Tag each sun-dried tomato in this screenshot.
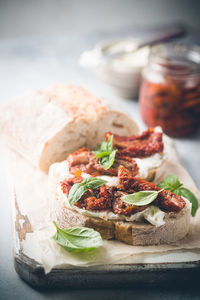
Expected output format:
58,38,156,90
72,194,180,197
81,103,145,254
106,128,163,157
75,185,112,211
118,168,186,213
67,147,138,177
61,176,83,195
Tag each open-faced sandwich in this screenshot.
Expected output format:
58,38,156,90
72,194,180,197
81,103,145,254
49,129,191,246
0,84,196,247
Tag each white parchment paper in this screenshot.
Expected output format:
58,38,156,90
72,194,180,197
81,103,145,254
5,137,200,274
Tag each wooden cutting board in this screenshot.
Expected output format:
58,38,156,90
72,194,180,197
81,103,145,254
13,191,200,289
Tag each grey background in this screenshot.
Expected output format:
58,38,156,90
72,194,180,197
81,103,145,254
0,0,200,39
0,1,200,299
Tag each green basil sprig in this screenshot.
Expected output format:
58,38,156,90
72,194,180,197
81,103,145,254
122,189,163,206
94,135,117,170
68,177,107,206
52,222,103,253
158,174,199,216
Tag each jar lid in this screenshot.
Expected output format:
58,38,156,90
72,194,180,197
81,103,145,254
149,43,200,76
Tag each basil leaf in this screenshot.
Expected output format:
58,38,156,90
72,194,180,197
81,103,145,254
93,148,101,156
85,177,107,189
94,139,110,155
106,134,113,153
158,174,183,192
172,188,181,195
179,188,199,217
52,222,103,253
93,135,117,170
94,151,110,158
122,189,163,206
68,177,107,206
68,182,88,207
100,150,118,170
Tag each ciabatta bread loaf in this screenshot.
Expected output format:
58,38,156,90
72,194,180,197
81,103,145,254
0,85,138,173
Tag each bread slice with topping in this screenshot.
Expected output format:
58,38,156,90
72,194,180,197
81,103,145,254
49,161,191,246
53,193,191,246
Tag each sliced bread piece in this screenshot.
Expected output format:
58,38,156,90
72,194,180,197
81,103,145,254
53,195,191,246
49,157,191,246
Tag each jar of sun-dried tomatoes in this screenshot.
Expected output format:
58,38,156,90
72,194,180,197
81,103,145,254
139,44,200,137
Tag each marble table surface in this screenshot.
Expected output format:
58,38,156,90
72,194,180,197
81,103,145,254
0,29,199,299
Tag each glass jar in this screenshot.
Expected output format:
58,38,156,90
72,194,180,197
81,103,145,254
139,44,200,137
